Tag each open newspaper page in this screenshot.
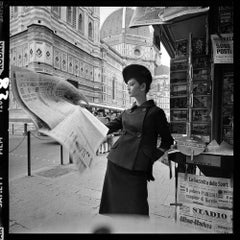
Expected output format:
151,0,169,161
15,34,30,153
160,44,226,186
40,107,108,173
10,66,109,172
11,67,48,129
11,66,83,129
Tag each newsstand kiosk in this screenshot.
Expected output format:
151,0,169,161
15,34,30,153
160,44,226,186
130,6,234,233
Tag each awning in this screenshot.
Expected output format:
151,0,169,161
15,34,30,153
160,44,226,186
129,7,209,28
129,7,210,58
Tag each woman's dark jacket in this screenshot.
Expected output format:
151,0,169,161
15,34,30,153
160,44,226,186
105,100,174,174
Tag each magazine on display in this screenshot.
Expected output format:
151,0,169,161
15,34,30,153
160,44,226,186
10,66,109,173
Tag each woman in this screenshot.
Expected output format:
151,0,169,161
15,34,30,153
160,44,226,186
99,64,174,216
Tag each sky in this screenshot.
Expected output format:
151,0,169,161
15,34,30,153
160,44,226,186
99,7,170,67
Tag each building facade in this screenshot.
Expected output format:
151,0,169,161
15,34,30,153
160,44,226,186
9,6,103,110
9,6,170,116
100,41,126,108
100,7,162,107
150,74,170,121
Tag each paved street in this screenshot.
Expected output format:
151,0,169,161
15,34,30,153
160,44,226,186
8,125,203,234
9,152,201,234
9,133,64,180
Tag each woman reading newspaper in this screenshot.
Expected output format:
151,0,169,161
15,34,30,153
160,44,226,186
99,64,174,216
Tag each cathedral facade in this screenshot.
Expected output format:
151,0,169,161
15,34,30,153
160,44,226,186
9,6,168,115
100,7,162,107
10,6,103,110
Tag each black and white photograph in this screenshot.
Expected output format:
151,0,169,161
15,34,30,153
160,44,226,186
0,1,235,238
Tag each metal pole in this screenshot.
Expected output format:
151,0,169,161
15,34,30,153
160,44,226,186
174,163,178,222
27,131,31,176
24,123,28,135
12,123,14,135
60,145,63,165
188,32,193,138
69,156,73,164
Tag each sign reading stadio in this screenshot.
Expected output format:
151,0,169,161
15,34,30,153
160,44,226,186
192,206,228,221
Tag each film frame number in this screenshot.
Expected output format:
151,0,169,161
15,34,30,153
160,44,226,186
0,77,9,100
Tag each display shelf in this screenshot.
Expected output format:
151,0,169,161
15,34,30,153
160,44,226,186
170,109,188,122
170,34,211,137
193,70,210,81
192,55,210,69
170,122,187,134
192,94,211,97
170,59,188,72
192,120,211,124
170,97,188,109
170,69,188,73
192,67,209,71
192,108,211,121
191,46,211,140
192,123,211,136
192,37,206,56
193,96,211,108
171,120,187,123
171,81,188,85
218,6,233,33
193,81,211,95
170,89,188,97
170,72,188,84
171,94,188,99
174,39,188,58
170,108,188,110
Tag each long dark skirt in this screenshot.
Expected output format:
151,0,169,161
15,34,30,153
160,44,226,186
99,160,149,216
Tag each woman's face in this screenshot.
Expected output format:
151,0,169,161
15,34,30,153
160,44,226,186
127,78,146,97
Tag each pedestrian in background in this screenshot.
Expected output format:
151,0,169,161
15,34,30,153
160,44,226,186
99,64,174,216
97,109,109,154
105,116,113,152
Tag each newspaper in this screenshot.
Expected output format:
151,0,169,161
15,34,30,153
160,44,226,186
178,173,233,209
10,66,109,173
177,203,232,233
211,33,233,64
177,172,233,233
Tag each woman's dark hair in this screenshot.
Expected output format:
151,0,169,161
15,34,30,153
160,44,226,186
122,64,152,93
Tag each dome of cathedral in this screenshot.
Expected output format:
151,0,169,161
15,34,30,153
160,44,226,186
100,7,151,40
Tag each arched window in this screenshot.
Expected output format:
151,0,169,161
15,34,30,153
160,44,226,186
88,22,93,39
78,13,83,32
